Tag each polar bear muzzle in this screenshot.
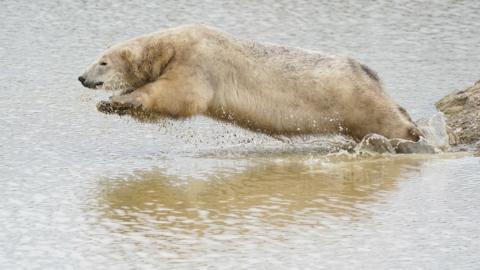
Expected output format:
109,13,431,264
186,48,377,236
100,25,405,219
78,76,103,88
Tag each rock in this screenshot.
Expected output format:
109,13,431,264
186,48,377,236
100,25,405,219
390,138,436,154
355,134,437,155
355,133,395,154
436,81,480,146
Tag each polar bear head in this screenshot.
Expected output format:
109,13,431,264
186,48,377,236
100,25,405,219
78,45,132,91
78,39,174,91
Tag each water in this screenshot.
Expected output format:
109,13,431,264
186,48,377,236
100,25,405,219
1,0,480,269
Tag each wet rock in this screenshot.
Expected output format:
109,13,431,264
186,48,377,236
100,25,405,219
436,81,480,146
355,134,395,154
390,138,436,154
355,134,437,154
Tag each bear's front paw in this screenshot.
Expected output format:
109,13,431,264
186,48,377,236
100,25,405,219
96,100,136,115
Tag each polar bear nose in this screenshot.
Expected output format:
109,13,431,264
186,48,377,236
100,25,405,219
78,76,86,84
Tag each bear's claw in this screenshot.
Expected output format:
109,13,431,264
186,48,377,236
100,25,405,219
96,100,137,115
96,100,163,122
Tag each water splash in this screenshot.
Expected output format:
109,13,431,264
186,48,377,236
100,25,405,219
416,112,450,151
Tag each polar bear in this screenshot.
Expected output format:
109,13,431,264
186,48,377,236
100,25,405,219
78,24,422,141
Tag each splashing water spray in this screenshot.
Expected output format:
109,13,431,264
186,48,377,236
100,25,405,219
416,112,451,151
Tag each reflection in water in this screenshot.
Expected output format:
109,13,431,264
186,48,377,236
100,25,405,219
98,155,425,235
91,154,479,269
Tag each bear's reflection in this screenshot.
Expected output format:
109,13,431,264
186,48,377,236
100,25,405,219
97,155,426,234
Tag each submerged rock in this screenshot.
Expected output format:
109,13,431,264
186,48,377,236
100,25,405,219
436,81,480,147
390,138,436,154
355,134,436,154
355,134,395,154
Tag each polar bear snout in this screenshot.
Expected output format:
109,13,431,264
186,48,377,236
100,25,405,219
78,75,92,88
78,75,104,89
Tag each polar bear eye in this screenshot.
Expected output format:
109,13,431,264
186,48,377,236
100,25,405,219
100,62,107,66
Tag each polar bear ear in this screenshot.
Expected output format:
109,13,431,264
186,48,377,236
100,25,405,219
119,47,145,82
120,48,136,65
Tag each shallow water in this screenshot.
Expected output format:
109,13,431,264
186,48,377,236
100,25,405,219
1,0,480,269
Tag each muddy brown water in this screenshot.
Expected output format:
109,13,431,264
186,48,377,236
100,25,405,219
1,1,480,269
